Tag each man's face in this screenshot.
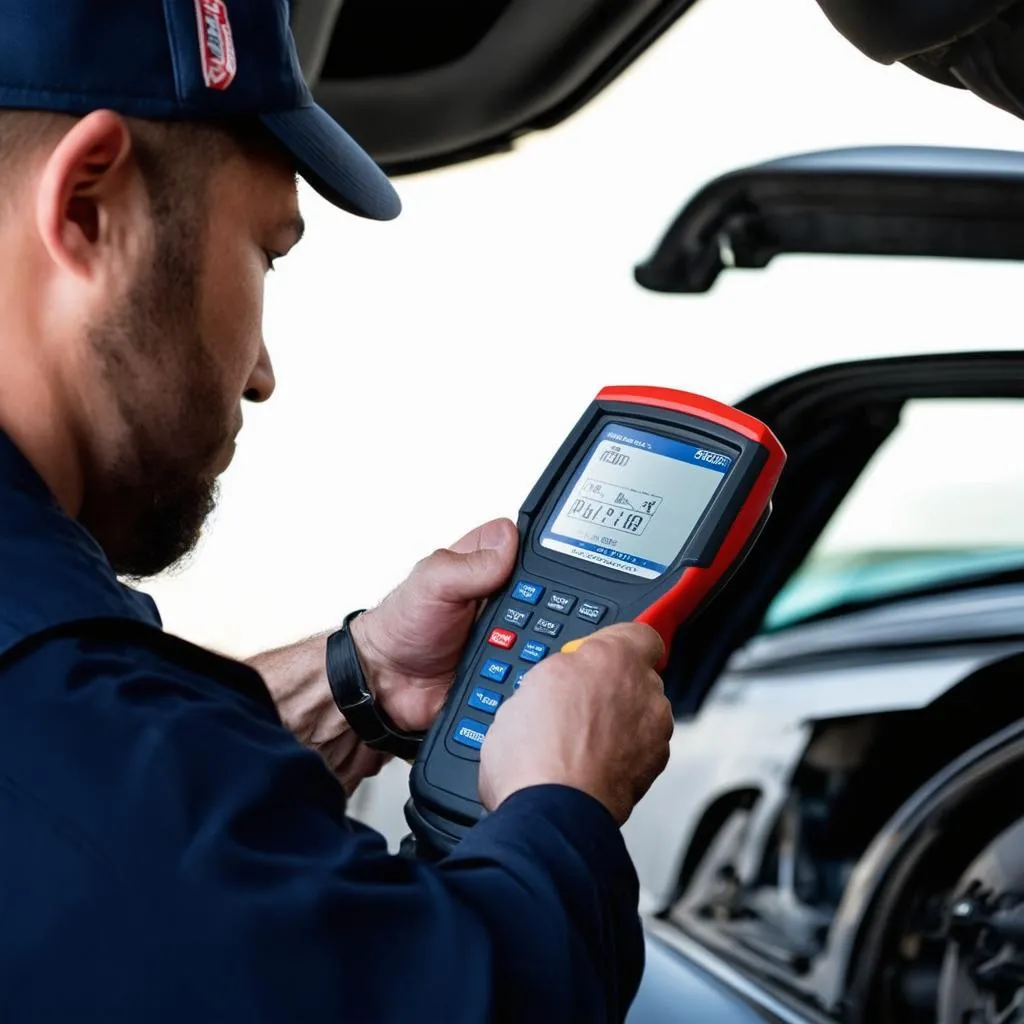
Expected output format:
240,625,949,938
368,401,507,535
79,138,302,578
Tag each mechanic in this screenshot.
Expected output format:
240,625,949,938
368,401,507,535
0,2,674,1022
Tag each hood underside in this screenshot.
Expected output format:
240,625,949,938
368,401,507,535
290,0,704,175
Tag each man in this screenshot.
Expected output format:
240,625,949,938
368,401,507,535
0,2,674,1022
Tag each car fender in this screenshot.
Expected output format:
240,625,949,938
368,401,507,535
627,648,1008,910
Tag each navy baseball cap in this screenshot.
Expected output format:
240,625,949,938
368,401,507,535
0,0,401,220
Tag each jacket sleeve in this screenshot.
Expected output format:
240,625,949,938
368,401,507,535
101,677,646,1024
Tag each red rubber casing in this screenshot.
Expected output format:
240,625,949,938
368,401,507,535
596,386,786,667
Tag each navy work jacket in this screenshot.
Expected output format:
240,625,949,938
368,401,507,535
0,431,644,1022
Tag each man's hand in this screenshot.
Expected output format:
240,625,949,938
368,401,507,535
479,622,674,825
250,518,518,793
349,517,519,733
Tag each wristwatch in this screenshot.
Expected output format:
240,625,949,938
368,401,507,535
325,610,423,761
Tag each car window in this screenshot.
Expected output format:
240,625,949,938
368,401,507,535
762,399,1024,632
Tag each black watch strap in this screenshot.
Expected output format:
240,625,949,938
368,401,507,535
325,610,423,761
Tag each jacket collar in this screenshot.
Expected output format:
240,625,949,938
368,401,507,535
0,430,161,658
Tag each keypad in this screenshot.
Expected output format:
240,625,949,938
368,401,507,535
453,718,489,750
521,639,549,663
511,580,544,605
577,601,608,625
533,617,562,638
546,592,576,615
456,583,619,749
503,607,531,628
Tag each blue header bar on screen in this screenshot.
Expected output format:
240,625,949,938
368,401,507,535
600,425,732,472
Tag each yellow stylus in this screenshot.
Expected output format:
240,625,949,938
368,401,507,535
560,637,590,655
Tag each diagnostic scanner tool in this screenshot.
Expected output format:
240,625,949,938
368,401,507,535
406,386,786,856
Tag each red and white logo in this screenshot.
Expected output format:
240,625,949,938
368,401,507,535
194,0,237,91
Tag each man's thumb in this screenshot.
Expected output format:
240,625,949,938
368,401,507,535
425,518,519,602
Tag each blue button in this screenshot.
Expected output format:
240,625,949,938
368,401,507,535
512,669,528,691
521,640,549,663
480,658,511,684
503,606,532,628
511,580,545,605
468,687,503,715
453,718,490,750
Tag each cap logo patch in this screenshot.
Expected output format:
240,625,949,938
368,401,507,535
194,0,237,91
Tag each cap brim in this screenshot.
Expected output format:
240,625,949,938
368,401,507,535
261,104,401,221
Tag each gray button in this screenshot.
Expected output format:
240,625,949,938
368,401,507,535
503,607,532,628
577,601,607,624
533,617,563,638
546,592,577,615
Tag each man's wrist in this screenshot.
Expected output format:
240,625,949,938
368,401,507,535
247,633,350,748
327,611,423,759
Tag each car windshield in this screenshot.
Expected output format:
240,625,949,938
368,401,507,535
762,399,1024,632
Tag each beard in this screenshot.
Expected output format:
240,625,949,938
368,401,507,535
78,216,235,580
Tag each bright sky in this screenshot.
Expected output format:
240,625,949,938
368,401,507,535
141,0,1024,657
816,400,1024,551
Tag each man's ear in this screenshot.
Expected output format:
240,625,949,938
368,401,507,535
35,110,137,279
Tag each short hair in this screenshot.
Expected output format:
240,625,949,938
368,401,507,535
0,110,283,222
0,109,73,179
128,116,283,217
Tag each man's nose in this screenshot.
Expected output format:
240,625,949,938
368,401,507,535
244,341,276,403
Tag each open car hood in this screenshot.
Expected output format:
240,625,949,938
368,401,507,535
290,0,704,174
636,146,1024,292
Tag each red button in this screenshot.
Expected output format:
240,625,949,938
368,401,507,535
488,627,517,650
